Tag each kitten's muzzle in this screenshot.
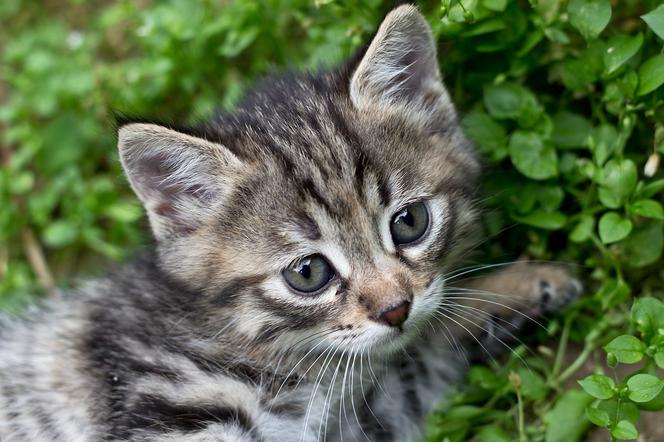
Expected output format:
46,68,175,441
372,300,410,327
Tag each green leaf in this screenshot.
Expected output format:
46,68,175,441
642,4,664,40
637,54,664,96
639,179,664,198
631,297,664,337
476,425,511,442
578,374,616,400
570,215,594,243
567,0,612,40
603,335,645,364
42,220,78,248
611,420,638,440
513,211,567,230
589,124,617,165
538,185,565,211
482,0,508,12
630,199,664,220
518,368,548,400
445,405,486,420
597,159,637,208
604,33,643,76
484,83,539,121
462,111,508,160
623,222,664,267
105,201,144,223
596,278,630,310
655,352,664,369
626,374,664,403
598,399,640,426
562,57,598,91
462,18,508,38
509,131,558,180
468,366,503,390
9,171,34,194
598,212,632,244
544,27,570,44
551,111,592,148
585,406,610,427
544,389,593,442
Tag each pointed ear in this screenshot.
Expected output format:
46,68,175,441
350,5,451,122
118,123,243,240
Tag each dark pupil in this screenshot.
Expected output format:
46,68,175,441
300,263,311,279
399,209,414,227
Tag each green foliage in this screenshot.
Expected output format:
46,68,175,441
1,0,663,440
578,297,664,441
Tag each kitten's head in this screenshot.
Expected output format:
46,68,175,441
118,5,480,357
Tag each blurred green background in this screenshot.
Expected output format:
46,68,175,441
1,1,663,440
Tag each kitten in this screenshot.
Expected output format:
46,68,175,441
0,5,580,442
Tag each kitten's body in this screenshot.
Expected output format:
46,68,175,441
0,6,579,441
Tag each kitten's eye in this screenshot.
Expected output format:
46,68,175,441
390,201,430,245
282,255,334,294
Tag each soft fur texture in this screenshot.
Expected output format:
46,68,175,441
0,5,580,441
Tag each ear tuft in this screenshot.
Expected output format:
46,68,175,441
350,5,452,124
118,123,243,240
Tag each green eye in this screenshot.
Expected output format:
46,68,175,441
390,201,430,245
282,255,334,294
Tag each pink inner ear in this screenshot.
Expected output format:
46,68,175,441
136,152,217,204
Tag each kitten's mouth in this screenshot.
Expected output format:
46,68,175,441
365,320,420,354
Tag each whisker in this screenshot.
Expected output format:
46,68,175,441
349,350,371,441
300,343,339,442
441,295,546,330
433,311,497,366
319,348,345,441
271,330,336,406
358,343,384,430
438,303,531,370
444,301,534,345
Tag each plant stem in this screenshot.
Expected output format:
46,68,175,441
552,312,576,378
516,387,526,442
558,344,594,383
21,228,55,294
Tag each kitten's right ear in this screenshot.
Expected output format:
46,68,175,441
118,123,244,241
350,5,453,126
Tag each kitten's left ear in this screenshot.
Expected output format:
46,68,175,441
350,5,452,121
118,123,244,241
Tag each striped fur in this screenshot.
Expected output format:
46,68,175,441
0,5,580,441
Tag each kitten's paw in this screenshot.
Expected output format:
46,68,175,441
525,263,583,315
470,262,582,357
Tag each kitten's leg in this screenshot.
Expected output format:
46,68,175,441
446,260,582,361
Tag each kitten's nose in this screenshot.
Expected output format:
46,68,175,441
375,301,410,327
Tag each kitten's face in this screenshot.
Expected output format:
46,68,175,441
118,6,480,357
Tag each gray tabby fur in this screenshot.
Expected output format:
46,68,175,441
0,5,580,441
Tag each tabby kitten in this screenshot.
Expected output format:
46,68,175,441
0,5,580,442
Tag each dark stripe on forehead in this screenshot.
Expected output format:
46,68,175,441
293,209,322,241
298,177,338,218
325,97,361,149
354,152,368,200
377,174,392,207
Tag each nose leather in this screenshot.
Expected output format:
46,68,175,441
375,301,410,327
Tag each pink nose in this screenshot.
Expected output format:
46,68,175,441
375,301,410,327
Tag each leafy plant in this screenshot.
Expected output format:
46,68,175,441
1,0,663,441
579,297,664,441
